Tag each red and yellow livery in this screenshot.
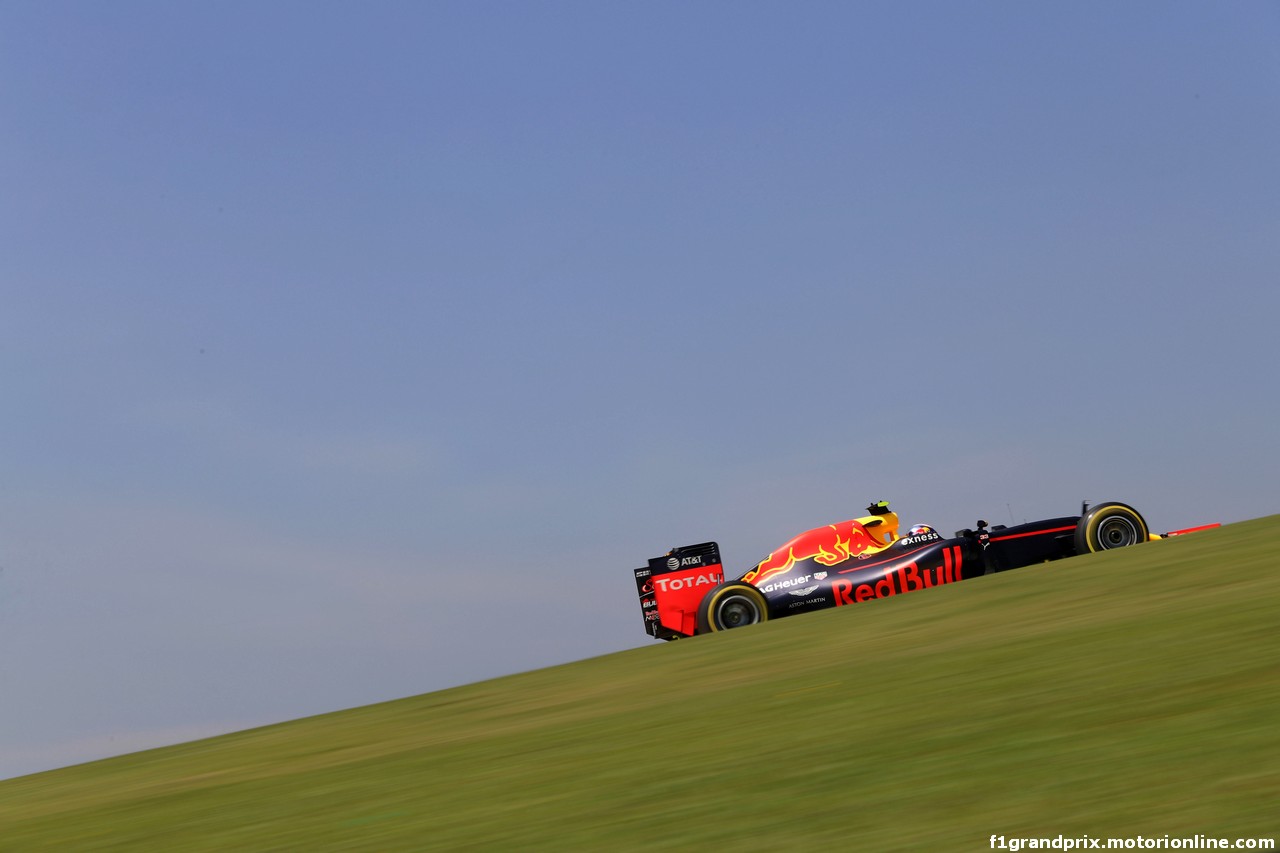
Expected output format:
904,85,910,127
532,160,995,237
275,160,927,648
633,500,1218,640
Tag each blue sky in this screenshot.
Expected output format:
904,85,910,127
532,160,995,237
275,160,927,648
2,1,1278,779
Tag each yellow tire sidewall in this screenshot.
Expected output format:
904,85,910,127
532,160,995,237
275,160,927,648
1085,505,1148,552
704,584,768,631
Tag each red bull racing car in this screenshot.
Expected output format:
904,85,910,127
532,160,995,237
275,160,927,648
632,501,1219,640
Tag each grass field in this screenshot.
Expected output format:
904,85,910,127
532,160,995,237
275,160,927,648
2,516,1276,851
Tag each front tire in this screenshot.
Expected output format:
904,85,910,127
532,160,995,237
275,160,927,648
696,582,769,634
1075,502,1149,554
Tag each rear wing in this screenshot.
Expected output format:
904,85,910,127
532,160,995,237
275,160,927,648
633,541,725,640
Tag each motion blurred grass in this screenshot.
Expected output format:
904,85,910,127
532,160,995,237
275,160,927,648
2,516,1276,851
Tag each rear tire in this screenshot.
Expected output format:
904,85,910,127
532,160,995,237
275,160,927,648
696,582,769,634
1075,502,1149,554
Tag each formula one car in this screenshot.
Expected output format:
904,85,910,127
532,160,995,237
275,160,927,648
632,500,1219,640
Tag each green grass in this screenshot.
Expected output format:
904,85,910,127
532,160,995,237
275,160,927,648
2,516,1276,851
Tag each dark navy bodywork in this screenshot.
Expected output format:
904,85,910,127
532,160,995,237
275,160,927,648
633,503,1155,640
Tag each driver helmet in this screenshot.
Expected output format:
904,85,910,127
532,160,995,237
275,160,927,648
907,523,937,537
